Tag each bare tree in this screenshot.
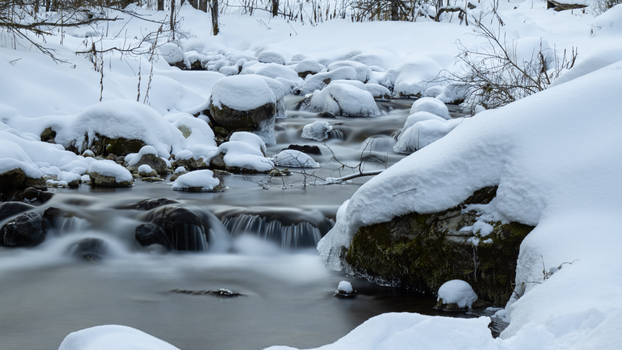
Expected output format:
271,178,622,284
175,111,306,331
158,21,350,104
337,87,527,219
157,0,164,11
210,0,219,35
271,0,279,16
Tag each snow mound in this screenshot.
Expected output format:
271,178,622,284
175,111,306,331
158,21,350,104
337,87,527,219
591,4,622,36
230,131,267,154
166,112,218,162
301,120,333,142
308,82,379,117
394,118,463,154
58,325,179,350
257,51,287,65
302,67,358,94
210,75,276,111
54,101,184,157
328,60,371,82
394,59,442,97
295,60,325,75
264,313,496,350
409,97,450,119
402,111,446,131
137,164,155,176
437,280,478,308
337,280,353,294
172,170,220,192
88,159,133,183
218,132,273,172
158,42,184,65
273,150,320,168
333,80,390,98
254,63,302,84
124,146,158,166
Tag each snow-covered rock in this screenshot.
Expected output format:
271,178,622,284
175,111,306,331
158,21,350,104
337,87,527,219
158,42,184,66
409,97,450,119
393,59,442,97
257,51,286,65
308,82,379,117
137,164,156,177
328,60,371,82
332,80,390,98
255,63,302,85
294,60,325,77
301,121,333,142
88,160,133,187
58,325,179,350
273,150,319,169
172,170,220,192
402,111,446,131
301,67,358,94
394,118,463,154
437,280,478,309
215,132,273,173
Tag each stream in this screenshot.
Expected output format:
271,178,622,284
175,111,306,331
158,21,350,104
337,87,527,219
0,100,481,350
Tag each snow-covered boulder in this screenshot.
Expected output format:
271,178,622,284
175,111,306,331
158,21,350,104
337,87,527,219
437,280,478,310
301,120,333,142
307,82,379,117
335,280,355,297
394,59,442,97
257,51,286,65
158,42,184,68
54,100,184,157
212,132,273,173
402,111,446,131
273,150,319,169
295,60,325,78
137,164,157,177
332,80,391,98
58,325,179,350
88,160,133,188
172,170,220,192
394,118,463,154
209,75,277,138
125,146,170,176
328,60,372,82
166,113,219,165
255,63,302,85
409,97,450,119
301,66,358,94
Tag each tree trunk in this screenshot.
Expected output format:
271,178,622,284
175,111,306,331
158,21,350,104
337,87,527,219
210,0,219,35
390,0,399,21
271,0,279,16
200,0,208,12
170,0,176,39
157,0,164,11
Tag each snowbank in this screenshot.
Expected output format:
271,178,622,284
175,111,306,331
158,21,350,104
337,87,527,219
402,111,446,131
172,170,220,192
437,280,478,309
58,325,179,350
393,59,442,97
393,118,463,154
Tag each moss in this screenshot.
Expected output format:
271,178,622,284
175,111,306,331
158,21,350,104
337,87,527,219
345,187,534,306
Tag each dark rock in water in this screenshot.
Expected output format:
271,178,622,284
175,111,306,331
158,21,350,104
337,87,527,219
172,157,208,172
344,186,534,305
118,198,178,211
136,206,214,251
209,100,275,136
170,288,243,298
0,168,46,202
42,207,80,230
89,172,133,188
66,238,108,262
12,187,53,205
286,144,322,155
0,202,35,221
0,211,46,247
317,112,336,119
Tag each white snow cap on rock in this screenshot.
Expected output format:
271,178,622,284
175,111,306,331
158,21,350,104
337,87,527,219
172,170,220,192
88,159,133,183
137,164,155,176
402,111,446,131
124,145,159,166
394,118,463,154
337,280,353,294
309,82,379,117
273,150,319,169
394,58,442,97
210,75,276,111
302,67,358,94
437,280,478,308
409,97,450,119
257,51,287,65
218,132,273,172
295,60,325,74
58,325,179,350
301,120,333,142
158,42,184,65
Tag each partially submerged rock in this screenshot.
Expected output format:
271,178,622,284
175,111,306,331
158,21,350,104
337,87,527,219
0,211,46,247
0,168,46,201
344,187,533,305
88,160,133,188
66,237,108,262
0,202,35,221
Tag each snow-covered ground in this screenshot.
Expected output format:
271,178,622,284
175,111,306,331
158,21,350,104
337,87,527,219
2,0,622,349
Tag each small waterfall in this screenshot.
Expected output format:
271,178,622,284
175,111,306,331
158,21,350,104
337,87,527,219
168,224,209,252
54,216,90,233
222,214,323,249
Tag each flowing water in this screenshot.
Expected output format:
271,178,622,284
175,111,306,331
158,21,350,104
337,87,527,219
0,102,481,350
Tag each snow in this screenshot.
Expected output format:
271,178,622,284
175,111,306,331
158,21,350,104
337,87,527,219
253,63,302,86
409,97,450,119
308,82,379,117
393,59,443,97
58,325,179,350
328,60,371,82
332,80,391,98
317,61,622,349
273,150,320,169
402,111,446,131
257,51,287,65
302,67,358,94
295,60,325,74
137,164,154,176
218,132,273,172
158,42,184,65
591,4,622,36
229,131,267,154
172,170,220,192
437,280,478,309
210,75,276,111
88,160,133,183
337,281,353,294
393,118,464,154
301,121,333,142
124,146,159,166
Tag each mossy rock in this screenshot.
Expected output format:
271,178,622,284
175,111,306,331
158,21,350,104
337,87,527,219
90,134,145,157
40,127,57,143
89,172,132,188
0,168,46,201
345,186,533,305
209,101,275,135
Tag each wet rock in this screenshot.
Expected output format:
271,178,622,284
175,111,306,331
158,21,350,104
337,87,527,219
117,198,178,211
12,187,54,205
286,145,322,155
0,202,35,221
66,238,108,262
89,172,132,188
130,154,170,177
0,168,46,202
0,211,46,247
42,207,78,228
335,281,356,298
209,103,276,136
170,288,243,298
136,206,214,251
69,133,145,157
40,127,56,143
344,186,534,305
171,157,208,172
